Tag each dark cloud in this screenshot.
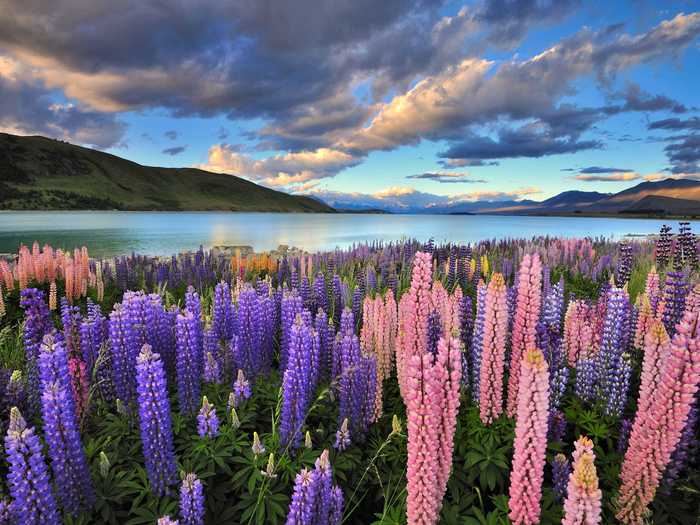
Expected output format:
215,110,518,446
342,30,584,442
578,166,634,173
439,122,602,161
604,83,687,114
649,117,700,131
164,130,179,140
477,0,581,47
162,145,187,156
664,134,700,173
406,172,488,183
0,71,125,148
217,127,229,140
438,158,499,168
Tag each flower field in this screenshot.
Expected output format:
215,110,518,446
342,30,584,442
0,226,699,525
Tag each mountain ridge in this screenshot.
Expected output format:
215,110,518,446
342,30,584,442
0,133,334,212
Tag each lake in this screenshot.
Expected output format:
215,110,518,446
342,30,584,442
0,211,696,258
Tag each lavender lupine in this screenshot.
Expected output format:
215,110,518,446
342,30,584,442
655,224,673,267
336,324,377,446
180,473,205,525
618,418,633,455
79,299,107,374
233,285,274,379
281,291,304,371
4,408,61,525
284,450,343,525
575,356,598,403
197,396,220,438
135,345,177,497
470,280,487,401
20,288,53,417
176,310,203,415
662,271,688,335
0,499,9,525
315,309,335,380
595,287,632,417
552,454,572,503
38,335,95,514
212,281,235,341
280,314,319,450
662,395,699,492
313,272,328,315
232,369,252,406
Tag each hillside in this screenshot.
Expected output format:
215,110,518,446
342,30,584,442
0,133,334,212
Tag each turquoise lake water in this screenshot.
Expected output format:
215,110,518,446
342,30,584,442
0,211,696,258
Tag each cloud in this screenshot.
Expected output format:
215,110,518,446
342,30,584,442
578,166,634,173
574,172,640,182
217,127,229,140
164,130,179,140
438,158,499,167
663,134,700,174
162,145,187,156
0,56,126,148
200,144,361,187
406,171,488,183
648,117,700,131
604,83,687,114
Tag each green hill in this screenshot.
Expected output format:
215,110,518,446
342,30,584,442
0,133,334,212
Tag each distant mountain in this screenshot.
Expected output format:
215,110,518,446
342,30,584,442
0,133,334,212
619,194,700,216
586,178,700,212
539,190,610,209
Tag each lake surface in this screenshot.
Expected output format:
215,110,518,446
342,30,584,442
0,211,696,258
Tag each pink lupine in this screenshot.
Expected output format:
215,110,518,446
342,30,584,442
635,320,670,418
405,335,462,525
564,301,594,366
617,309,700,524
683,283,700,315
479,273,509,425
397,252,433,399
562,436,602,525
644,267,661,315
507,253,542,418
508,348,549,525
632,294,653,350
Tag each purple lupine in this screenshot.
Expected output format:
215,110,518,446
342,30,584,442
281,291,304,371
470,280,486,401
232,369,252,405
4,407,61,525
352,286,362,326
0,498,9,524
79,299,107,374
315,309,335,381
656,224,673,267
232,285,273,379
20,288,53,418
285,450,344,525
595,287,632,417
574,357,597,403
332,274,343,323
203,350,222,384
180,473,205,525
158,516,180,525
176,310,203,415
334,418,351,451
280,314,319,450
616,242,633,285
197,396,219,438
551,453,571,503
662,270,688,335
547,409,567,443
300,276,313,311
313,273,328,315
212,281,235,341
38,335,95,514
336,327,376,446
147,295,177,374
366,265,377,293
135,344,177,497
617,418,633,455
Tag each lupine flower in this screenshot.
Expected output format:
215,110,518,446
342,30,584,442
470,280,486,401
99,451,111,478
563,301,595,366
176,310,203,415
197,396,219,438
38,335,95,514
4,407,61,525
405,336,462,525
595,287,632,417
507,253,542,418
334,418,351,451
280,314,319,450
655,224,673,267
180,473,205,525
0,498,9,525
232,285,275,379
203,350,222,384
233,369,252,405
261,452,278,479
479,273,508,424
574,356,597,403
508,348,549,525
551,454,572,503
158,516,180,525
281,291,304,371
661,270,688,336
135,345,177,497
662,395,699,492
230,407,241,430
617,309,700,524
212,281,235,341
548,409,567,443
252,431,266,455
284,450,343,525
562,436,602,525
304,431,313,449
20,288,53,418
617,419,632,455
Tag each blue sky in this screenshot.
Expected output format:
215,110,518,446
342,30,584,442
1,1,699,210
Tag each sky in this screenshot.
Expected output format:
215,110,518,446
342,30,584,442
1,0,699,211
